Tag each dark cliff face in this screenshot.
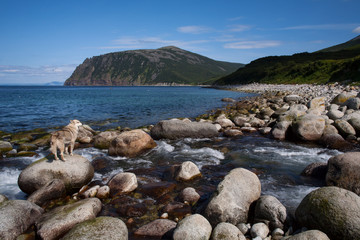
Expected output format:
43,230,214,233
64,46,243,86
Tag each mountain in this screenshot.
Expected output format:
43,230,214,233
64,46,243,86
44,81,64,86
214,35,360,85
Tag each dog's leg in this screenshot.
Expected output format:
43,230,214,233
59,144,66,161
69,141,75,156
50,140,59,160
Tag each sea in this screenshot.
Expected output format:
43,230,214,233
0,86,341,215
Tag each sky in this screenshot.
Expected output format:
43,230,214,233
1,0,360,85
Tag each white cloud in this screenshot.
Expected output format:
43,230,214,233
227,24,251,32
0,65,76,77
353,26,360,33
224,41,281,49
177,25,212,34
281,23,359,31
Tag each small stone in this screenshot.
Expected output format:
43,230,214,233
175,161,201,181
178,187,200,205
108,172,138,196
250,222,270,239
236,223,250,235
96,185,110,199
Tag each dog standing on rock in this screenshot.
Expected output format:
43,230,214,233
50,119,82,161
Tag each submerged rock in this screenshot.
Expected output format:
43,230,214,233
134,219,176,238
18,154,94,195
178,187,200,205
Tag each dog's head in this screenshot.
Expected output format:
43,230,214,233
70,119,82,127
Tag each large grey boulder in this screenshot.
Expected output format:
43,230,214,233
326,152,360,195
0,200,44,240
27,179,66,206
204,168,261,226
18,154,94,194
287,230,330,240
61,216,128,240
134,219,176,238
292,114,325,141
150,120,219,140
254,195,287,230
108,129,157,158
36,198,102,240
295,186,360,240
93,131,119,149
348,117,360,134
173,214,212,240
211,222,246,240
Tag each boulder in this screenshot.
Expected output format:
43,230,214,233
250,222,270,239
138,181,176,199
93,131,119,149
295,186,360,240
0,200,44,240
175,161,201,181
211,222,246,240
287,230,330,240
204,168,261,226
301,162,328,180
326,152,360,195
254,195,287,230
108,172,138,196
271,121,291,140
216,118,235,128
108,129,156,158
173,214,212,240
284,95,301,103
332,92,357,105
77,125,95,144
18,154,94,195
344,97,360,110
134,219,177,238
178,187,200,204
0,140,12,153
18,143,37,152
292,114,325,141
334,119,356,136
27,179,66,206
348,117,360,134
150,120,219,140
249,117,265,128
327,109,344,120
308,97,326,112
320,133,353,151
61,216,128,240
36,198,102,240
233,116,249,127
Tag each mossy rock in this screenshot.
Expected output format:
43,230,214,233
18,143,38,152
0,140,13,153
16,151,38,157
30,134,51,147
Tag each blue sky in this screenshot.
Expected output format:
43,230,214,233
1,0,360,84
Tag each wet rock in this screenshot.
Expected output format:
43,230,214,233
61,216,128,240
292,114,325,141
301,162,327,180
332,92,357,105
96,185,110,199
326,152,360,194
139,181,176,199
108,172,138,196
320,133,353,151
308,97,326,112
109,129,156,158
179,187,200,204
204,168,261,226
344,97,360,110
216,118,235,128
334,119,356,136
240,126,257,132
287,230,330,240
18,154,94,195
0,200,44,240
259,107,275,119
224,128,243,137
77,125,95,144
249,117,265,127
250,222,270,239
211,222,246,240
150,119,219,140
295,186,360,240
80,185,100,198
134,219,177,238
173,214,212,240
348,117,360,134
93,131,119,149
254,195,287,230
162,201,192,219
27,179,66,206
0,140,12,153
36,198,102,240
259,127,272,135
18,143,37,152
176,161,201,181
327,109,344,120
271,121,291,140
233,116,249,127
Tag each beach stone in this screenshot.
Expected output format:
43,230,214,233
250,222,270,239
323,124,338,135
292,114,325,141
216,118,235,128
286,230,330,240
233,116,249,127
211,222,246,240
93,131,119,149
332,92,357,104
334,119,356,136
150,119,219,140
0,140,12,153
224,128,243,137
173,214,212,240
108,129,157,158
327,109,344,120
301,162,327,180
259,107,275,119
61,216,128,240
308,96,326,112
134,219,177,238
254,195,287,230
326,152,360,194
18,154,94,195
96,185,110,199
36,198,102,240
284,94,301,103
179,187,200,204
259,127,272,135
27,179,66,206
249,117,265,127
108,172,138,196
272,228,284,239
295,186,360,240
77,125,95,143
204,168,261,226
344,97,360,110
176,161,201,181
271,121,291,140
348,117,360,134
0,200,44,240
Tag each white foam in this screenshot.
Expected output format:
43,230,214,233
0,168,24,199
155,141,175,152
74,147,107,162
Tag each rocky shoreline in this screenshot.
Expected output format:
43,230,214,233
1,83,360,240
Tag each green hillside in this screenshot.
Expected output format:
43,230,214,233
214,35,360,85
64,46,243,86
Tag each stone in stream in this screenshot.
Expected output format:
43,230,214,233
292,114,325,141
93,131,120,149
134,219,177,239
254,195,287,231
27,179,66,206
107,172,138,196
173,214,212,240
